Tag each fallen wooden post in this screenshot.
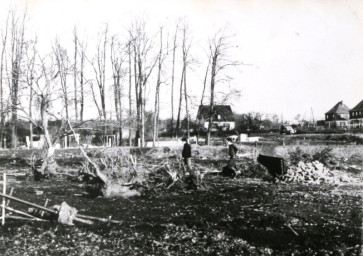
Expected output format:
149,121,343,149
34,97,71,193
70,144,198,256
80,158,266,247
76,213,122,224
0,193,57,214
6,215,43,221
6,187,14,207
5,205,47,222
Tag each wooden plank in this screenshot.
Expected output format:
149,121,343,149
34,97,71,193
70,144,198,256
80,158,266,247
0,193,120,224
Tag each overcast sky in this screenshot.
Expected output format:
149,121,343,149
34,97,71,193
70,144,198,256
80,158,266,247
1,0,362,122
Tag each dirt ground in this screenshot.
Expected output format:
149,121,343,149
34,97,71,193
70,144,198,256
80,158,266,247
0,140,362,255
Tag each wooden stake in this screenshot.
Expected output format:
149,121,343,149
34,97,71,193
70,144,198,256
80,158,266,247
41,199,49,217
2,172,6,225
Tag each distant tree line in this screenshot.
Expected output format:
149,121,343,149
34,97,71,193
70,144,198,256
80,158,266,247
0,9,242,149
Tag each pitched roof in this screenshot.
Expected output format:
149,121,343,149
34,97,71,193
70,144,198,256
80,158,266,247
197,105,235,122
325,101,350,115
350,100,363,112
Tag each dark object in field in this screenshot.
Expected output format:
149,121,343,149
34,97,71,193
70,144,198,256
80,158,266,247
222,166,236,177
257,154,286,177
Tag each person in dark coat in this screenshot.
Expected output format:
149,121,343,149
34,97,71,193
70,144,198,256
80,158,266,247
181,137,198,188
223,137,239,177
182,137,192,171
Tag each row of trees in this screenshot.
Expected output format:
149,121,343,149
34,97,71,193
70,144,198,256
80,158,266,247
0,9,240,149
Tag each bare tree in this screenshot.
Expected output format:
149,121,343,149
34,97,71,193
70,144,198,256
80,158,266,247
176,21,192,138
53,38,71,120
129,19,157,147
76,35,87,122
206,30,239,145
0,12,10,148
170,23,178,137
9,10,26,148
181,24,192,138
90,25,108,121
73,27,78,121
152,27,168,146
24,37,37,148
127,39,133,146
110,35,126,146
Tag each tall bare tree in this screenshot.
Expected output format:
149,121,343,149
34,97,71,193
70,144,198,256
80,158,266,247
90,25,108,121
206,30,239,145
0,12,10,148
181,24,192,138
170,23,178,137
73,27,78,121
129,19,157,147
24,37,37,148
53,38,71,120
76,35,87,122
152,27,168,146
176,21,191,138
110,35,126,146
9,10,26,148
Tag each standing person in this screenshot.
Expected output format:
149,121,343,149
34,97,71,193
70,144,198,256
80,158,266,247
181,137,192,171
181,137,198,188
223,137,239,177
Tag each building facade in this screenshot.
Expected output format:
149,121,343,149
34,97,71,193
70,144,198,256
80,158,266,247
196,105,235,131
324,101,350,128
349,100,363,128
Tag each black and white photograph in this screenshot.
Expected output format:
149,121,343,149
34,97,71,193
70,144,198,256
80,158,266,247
0,0,362,255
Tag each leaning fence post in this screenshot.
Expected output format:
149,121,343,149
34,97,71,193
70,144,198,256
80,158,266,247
2,172,6,225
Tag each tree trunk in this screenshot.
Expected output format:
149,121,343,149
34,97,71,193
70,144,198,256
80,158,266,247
183,66,190,138
170,27,178,138
0,15,8,149
128,43,133,146
176,67,184,138
36,100,59,179
74,28,78,121
79,46,85,122
206,55,217,146
153,29,163,147
29,85,33,148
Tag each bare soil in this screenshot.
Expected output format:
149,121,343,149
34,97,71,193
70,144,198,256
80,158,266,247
0,143,361,255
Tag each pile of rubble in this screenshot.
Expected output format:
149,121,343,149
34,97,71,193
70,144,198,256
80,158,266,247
281,161,355,184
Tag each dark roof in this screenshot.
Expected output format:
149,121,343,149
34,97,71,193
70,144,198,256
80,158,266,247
325,101,350,115
197,105,235,122
350,100,363,112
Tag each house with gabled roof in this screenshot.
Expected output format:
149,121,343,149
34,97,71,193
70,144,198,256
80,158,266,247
196,105,235,131
325,101,350,128
349,99,363,128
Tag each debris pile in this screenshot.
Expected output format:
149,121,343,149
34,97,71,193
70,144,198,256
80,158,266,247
281,161,355,184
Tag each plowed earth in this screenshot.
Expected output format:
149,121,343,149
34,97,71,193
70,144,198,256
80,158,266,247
0,146,361,255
